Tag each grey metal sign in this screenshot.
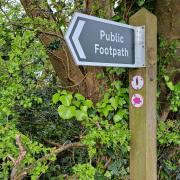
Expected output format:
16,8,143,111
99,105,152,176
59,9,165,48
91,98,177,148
65,13,145,67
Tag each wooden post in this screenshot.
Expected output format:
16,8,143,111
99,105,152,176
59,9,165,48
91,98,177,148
129,8,157,180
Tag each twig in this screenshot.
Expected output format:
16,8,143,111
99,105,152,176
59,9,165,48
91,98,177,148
7,155,16,165
62,45,87,91
48,46,88,89
44,139,62,147
95,121,101,129
104,157,111,169
37,142,85,165
160,103,170,121
157,165,162,180
58,73,88,89
15,135,26,164
10,135,27,180
62,46,76,84
14,172,27,180
123,0,127,20
125,0,136,21
15,142,86,178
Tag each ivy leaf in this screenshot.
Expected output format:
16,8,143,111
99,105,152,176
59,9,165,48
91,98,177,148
80,106,88,112
109,96,119,110
167,82,174,91
113,81,122,90
59,94,73,106
101,105,113,117
113,110,127,123
58,105,76,119
75,93,85,101
60,90,68,95
73,100,81,107
52,93,60,104
104,171,112,178
164,75,169,82
84,100,93,108
137,0,145,6
174,83,180,91
113,114,122,123
108,159,122,176
75,110,88,121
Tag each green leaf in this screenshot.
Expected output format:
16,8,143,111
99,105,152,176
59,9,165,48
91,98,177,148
137,0,145,6
174,83,180,91
58,105,76,119
109,96,119,110
84,100,93,108
75,93,85,101
112,15,121,21
113,81,122,90
59,94,73,106
167,82,174,91
60,90,68,95
101,105,113,117
80,106,88,112
164,75,169,82
104,171,112,178
75,110,88,121
113,114,122,123
52,93,60,104
73,100,81,107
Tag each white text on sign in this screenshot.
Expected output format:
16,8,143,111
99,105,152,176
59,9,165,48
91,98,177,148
94,30,129,58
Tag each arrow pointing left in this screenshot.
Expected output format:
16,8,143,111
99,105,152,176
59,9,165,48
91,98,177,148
72,20,86,59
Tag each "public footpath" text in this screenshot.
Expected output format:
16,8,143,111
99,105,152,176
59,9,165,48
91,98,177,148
94,30,129,58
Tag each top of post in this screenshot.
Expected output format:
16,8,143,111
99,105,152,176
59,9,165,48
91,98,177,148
129,8,157,25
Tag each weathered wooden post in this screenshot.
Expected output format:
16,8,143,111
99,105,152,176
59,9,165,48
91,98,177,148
129,8,157,180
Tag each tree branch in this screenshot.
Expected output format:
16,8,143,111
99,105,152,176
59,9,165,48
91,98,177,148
20,0,86,91
19,0,111,102
44,139,62,147
10,135,27,180
15,141,86,178
160,103,170,121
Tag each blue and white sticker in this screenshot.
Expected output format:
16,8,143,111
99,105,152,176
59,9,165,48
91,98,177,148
131,75,144,90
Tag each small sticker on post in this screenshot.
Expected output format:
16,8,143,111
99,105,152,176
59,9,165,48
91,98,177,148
131,94,144,108
131,75,144,90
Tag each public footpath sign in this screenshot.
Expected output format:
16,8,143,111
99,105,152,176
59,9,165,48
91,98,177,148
65,13,145,67
65,9,157,180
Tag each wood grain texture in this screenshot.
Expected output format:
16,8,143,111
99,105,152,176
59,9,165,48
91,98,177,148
129,8,157,180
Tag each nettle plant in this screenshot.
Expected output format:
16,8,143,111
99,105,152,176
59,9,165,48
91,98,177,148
52,81,130,179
